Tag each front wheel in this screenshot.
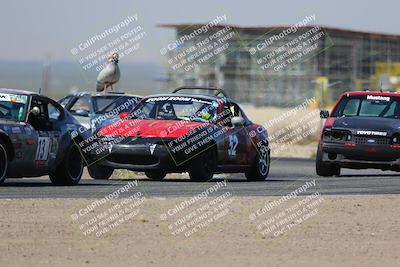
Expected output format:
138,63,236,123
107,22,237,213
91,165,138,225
145,171,166,181
50,144,83,185
0,140,8,185
316,145,340,176
245,143,270,181
88,165,114,180
188,147,216,182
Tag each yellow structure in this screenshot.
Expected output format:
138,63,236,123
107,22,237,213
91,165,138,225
310,76,329,109
371,62,400,91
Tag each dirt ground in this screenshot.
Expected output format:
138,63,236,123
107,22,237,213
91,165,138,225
1,196,399,267
244,105,321,158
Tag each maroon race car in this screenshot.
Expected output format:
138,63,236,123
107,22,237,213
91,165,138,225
87,87,270,182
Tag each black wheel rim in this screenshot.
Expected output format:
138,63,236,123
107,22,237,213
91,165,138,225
258,145,269,176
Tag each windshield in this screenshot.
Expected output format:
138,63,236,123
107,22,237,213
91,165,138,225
0,93,29,122
332,95,400,118
131,96,218,122
94,95,140,114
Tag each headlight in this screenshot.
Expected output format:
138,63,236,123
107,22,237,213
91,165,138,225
323,129,351,143
322,128,331,140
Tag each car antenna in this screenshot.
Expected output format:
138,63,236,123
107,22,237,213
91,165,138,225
38,87,42,94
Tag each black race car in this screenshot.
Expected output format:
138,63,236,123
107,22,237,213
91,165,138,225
0,88,87,185
317,91,400,176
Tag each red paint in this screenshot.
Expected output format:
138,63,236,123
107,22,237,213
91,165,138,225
364,147,377,153
341,91,400,97
345,143,356,147
98,119,208,138
26,139,34,145
320,117,337,138
324,117,336,128
119,112,129,119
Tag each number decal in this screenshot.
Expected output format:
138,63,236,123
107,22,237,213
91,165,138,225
228,134,238,156
35,137,50,161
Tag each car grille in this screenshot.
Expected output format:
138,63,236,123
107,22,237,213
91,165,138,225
354,136,389,145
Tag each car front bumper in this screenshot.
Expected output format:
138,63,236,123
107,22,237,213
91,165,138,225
90,138,187,172
321,142,400,170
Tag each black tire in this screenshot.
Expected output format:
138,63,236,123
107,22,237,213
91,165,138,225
245,143,270,181
49,144,83,185
0,140,8,185
316,145,340,176
88,165,114,180
145,171,166,181
188,147,216,182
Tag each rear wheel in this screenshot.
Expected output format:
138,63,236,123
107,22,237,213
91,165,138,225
145,171,166,181
0,140,8,185
245,143,270,181
316,145,340,176
88,165,114,180
188,147,216,182
49,144,83,185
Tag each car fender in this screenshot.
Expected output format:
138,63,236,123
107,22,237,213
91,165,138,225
0,130,14,161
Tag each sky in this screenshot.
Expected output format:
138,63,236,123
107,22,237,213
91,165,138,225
0,0,399,64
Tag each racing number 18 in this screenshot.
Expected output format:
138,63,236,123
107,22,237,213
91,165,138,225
36,137,50,161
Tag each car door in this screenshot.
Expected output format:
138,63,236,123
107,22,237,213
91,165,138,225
3,95,40,175
219,102,250,165
45,99,65,168
26,96,63,172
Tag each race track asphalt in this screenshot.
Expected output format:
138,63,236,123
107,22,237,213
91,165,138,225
1,157,400,199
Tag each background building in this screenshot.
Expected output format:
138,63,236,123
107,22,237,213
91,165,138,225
160,24,400,107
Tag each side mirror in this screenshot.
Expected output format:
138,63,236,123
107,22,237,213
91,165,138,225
320,110,329,119
30,106,40,116
119,112,129,120
231,116,245,127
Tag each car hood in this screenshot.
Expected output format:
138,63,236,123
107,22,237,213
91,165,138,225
98,119,208,138
332,116,400,136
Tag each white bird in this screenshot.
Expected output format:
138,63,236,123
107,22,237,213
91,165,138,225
96,52,120,92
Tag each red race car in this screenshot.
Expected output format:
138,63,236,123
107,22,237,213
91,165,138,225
88,87,270,181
